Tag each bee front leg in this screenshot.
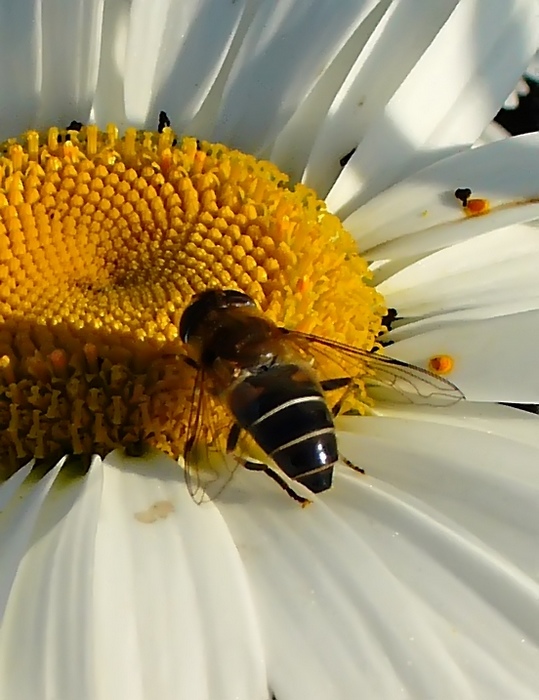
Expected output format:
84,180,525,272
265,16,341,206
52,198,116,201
241,459,311,507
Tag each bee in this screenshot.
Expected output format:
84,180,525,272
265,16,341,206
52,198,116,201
179,289,463,503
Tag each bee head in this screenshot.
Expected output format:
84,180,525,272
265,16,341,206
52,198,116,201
180,289,256,343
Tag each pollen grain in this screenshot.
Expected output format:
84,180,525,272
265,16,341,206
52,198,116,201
428,354,454,375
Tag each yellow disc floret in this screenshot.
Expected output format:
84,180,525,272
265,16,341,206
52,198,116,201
0,123,385,473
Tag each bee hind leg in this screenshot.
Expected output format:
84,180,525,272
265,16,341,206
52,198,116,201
242,459,311,506
339,454,365,475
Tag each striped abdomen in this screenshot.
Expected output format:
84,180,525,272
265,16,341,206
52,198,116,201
227,363,337,493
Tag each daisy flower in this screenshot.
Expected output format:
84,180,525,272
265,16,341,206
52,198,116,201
1,1,539,698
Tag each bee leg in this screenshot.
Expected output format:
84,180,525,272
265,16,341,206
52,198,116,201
183,356,199,370
226,422,241,453
340,454,365,475
242,460,311,506
320,377,351,392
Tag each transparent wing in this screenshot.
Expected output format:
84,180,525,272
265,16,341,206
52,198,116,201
182,362,242,503
279,328,464,407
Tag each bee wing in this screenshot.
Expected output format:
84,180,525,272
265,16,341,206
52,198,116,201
279,329,464,407
182,362,242,503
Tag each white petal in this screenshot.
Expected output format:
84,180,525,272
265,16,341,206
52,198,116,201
91,0,131,128
269,0,390,185
333,412,539,697
525,49,539,81
381,298,539,342
503,89,522,109
338,410,539,579
503,77,530,110
0,460,64,615
366,400,539,449
515,77,530,97
0,452,266,700
0,460,34,511
220,469,473,699
214,0,383,156
37,0,105,128
221,413,539,700
346,132,539,259
387,310,539,402
0,457,64,618
91,451,266,700
0,1,42,139
377,223,539,318
328,0,539,216
123,0,245,130
0,456,102,699
475,120,509,145
303,0,461,196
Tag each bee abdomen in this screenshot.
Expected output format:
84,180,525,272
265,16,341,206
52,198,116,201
229,365,338,493
247,394,333,456
269,428,337,493
252,404,337,493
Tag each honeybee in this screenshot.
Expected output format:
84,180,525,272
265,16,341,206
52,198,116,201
179,289,463,503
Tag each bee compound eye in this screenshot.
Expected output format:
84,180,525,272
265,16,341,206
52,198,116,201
179,291,217,343
179,301,199,343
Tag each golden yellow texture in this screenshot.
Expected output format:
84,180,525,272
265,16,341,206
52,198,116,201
0,124,385,473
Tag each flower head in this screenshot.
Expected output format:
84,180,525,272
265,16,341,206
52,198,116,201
1,1,539,698
0,123,384,469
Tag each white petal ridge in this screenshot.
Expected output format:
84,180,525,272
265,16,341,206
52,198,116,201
217,402,539,698
214,0,384,157
123,0,245,130
1,410,539,699
0,451,267,700
331,409,539,698
328,0,539,215
347,132,539,258
0,2,42,140
37,0,106,128
388,310,539,403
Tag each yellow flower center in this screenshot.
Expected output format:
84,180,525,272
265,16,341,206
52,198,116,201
0,123,385,475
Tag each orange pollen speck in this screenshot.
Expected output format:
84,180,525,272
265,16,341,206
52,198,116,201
0,123,386,475
428,354,454,375
465,198,490,216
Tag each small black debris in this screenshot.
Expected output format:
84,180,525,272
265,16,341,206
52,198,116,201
454,187,472,206
66,120,83,131
381,307,398,332
124,440,148,458
158,110,171,133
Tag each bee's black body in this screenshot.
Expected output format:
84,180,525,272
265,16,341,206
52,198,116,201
180,289,337,493
228,362,336,492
